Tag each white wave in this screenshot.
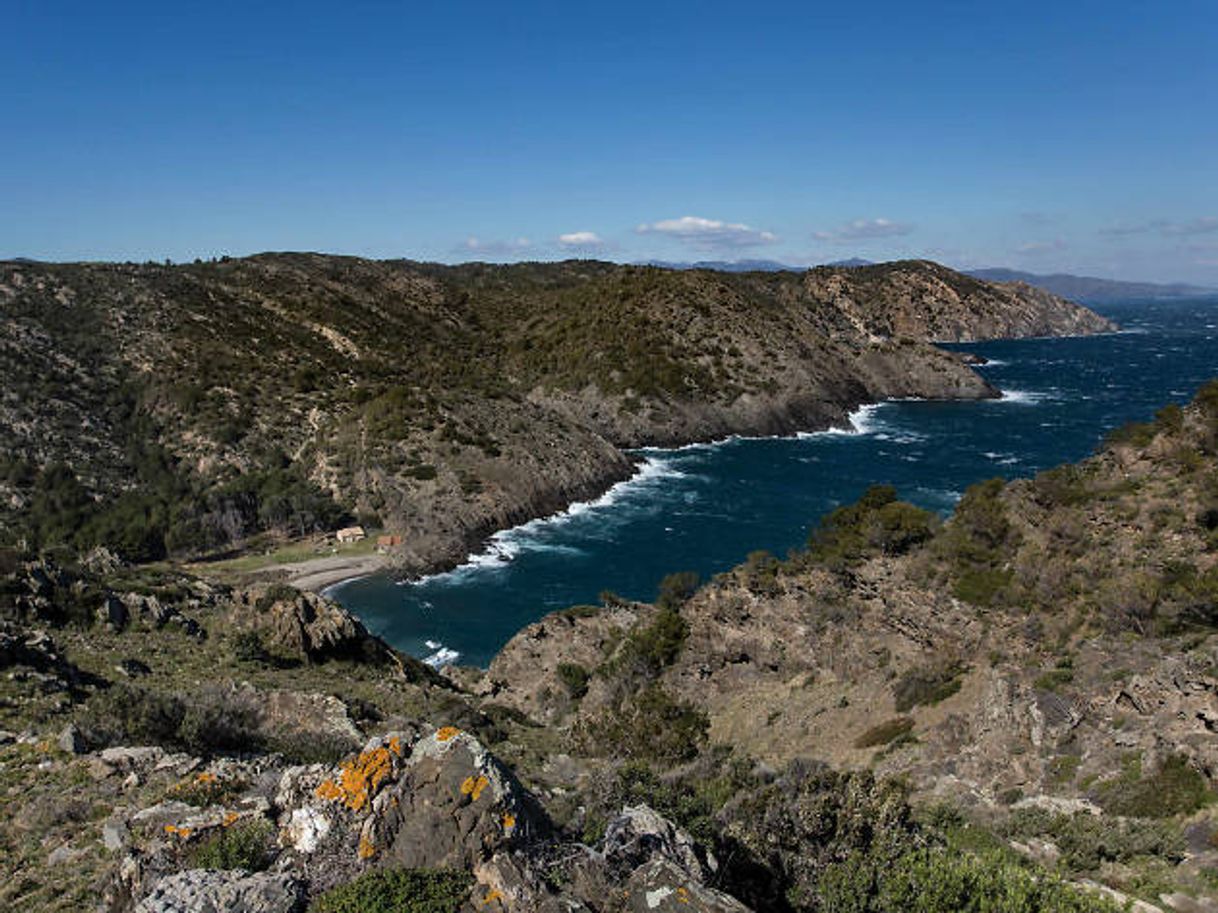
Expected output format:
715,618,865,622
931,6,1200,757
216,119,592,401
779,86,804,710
423,645,460,668
976,358,1007,367
796,403,884,438
998,389,1051,405
424,639,441,650
409,455,688,585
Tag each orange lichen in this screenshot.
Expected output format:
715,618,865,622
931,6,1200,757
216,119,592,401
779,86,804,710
388,736,403,755
163,824,193,839
435,726,460,742
676,886,691,904
313,747,397,811
222,811,240,827
460,774,490,801
357,835,377,859
501,813,516,831
480,889,504,906
195,771,218,784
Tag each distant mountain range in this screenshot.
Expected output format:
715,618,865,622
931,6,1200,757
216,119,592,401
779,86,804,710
964,268,1215,303
637,258,1214,302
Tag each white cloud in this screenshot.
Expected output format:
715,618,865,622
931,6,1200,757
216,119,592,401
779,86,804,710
1016,239,1068,255
1163,216,1218,237
456,236,533,258
557,231,608,251
635,215,778,251
1100,217,1217,238
813,217,914,243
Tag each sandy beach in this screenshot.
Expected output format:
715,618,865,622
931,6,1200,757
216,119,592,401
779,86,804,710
249,552,389,592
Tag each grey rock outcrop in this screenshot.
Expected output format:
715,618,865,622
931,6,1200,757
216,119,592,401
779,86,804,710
132,870,303,913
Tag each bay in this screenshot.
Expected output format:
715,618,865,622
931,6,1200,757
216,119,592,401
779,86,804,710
330,298,1218,668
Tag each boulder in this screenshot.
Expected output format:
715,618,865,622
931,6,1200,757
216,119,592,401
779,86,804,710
97,594,129,631
238,587,390,664
603,804,714,882
57,722,86,754
133,869,303,913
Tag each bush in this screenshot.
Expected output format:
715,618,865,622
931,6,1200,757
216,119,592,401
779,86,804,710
574,685,708,764
78,684,265,756
191,819,274,871
1006,807,1184,871
820,846,1124,912
854,717,914,749
893,664,964,712
655,571,700,610
556,662,590,699
314,868,472,913
1095,753,1213,818
807,485,936,569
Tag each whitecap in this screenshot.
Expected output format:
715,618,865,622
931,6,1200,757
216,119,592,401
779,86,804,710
998,389,1050,405
976,358,1007,367
424,639,441,650
423,645,460,668
408,455,688,585
797,403,884,438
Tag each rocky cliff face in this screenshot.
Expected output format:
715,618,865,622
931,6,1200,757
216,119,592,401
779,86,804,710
0,255,1111,574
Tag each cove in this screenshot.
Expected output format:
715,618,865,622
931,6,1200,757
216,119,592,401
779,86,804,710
330,298,1218,668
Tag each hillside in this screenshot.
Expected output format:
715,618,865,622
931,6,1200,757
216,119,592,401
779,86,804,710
0,255,1112,576
481,379,1218,910
2,384,1215,912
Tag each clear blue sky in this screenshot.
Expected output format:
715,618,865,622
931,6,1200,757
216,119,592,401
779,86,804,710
4,1,1217,283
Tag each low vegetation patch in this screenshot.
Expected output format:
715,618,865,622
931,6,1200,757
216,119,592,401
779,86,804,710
855,716,915,749
1094,753,1213,818
313,867,472,913
893,663,965,712
190,818,275,871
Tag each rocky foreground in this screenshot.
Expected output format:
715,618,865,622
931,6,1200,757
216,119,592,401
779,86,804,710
3,383,1216,911
0,255,1113,575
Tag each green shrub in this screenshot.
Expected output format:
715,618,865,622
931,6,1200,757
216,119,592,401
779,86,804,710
314,868,472,913
807,485,935,569
1006,807,1184,871
1095,753,1213,818
556,662,590,699
855,717,914,749
655,570,700,610
574,685,708,764
191,819,274,871
893,664,964,712
822,846,1124,912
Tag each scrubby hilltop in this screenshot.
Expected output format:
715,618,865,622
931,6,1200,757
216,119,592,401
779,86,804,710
0,255,1113,574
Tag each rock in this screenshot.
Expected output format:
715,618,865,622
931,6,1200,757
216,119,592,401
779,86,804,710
1162,894,1218,913
116,658,152,678
57,722,85,754
473,852,593,913
97,594,129,631
624,859,752,912
370,727,548,869
134,870,304,913
0,729,15,744
166,614,204,640
46,843,84,865
603,805,714,882
240,587,390,664
102,818,130,851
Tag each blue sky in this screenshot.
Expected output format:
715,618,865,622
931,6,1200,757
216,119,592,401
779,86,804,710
4,1,1217,283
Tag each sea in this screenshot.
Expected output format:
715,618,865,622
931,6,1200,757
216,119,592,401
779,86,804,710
329,298,1218,669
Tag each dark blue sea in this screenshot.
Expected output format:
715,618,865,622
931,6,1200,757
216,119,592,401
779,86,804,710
330,298,1218,668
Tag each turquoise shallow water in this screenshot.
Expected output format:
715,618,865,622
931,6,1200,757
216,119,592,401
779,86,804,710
330,298,1218,668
